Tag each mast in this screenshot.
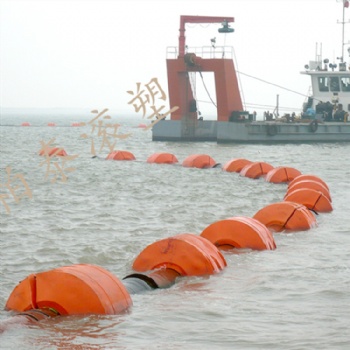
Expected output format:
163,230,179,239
339,0,349,62
342,1,345,62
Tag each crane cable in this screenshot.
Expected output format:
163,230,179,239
236,70,318,102
199,71,217,108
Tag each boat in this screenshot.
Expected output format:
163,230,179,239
152,6,350,143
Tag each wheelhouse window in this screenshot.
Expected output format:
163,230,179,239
330,77,340,92
340,76,350,92
318,77,329,92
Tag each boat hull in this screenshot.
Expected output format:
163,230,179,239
152,120,350,143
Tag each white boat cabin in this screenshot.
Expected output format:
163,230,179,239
301,58,350,121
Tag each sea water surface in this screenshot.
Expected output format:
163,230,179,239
0,109,349,349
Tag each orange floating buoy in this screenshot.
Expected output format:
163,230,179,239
200,216,276,251
288,174,329,191
240,161,274,179
147,152,178,164
132,233,227,276
21,122,31,126
47,122,56,127
106,150,136,160
222,158,252,173
284,188,333,213
253,201,317,232
138,123,147,128
286,180,332,202
39,147,67,157
182,154,217,169
71,122,83,127
265,166,302,183
5,264,132,316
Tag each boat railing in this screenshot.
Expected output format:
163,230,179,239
166,46,234,59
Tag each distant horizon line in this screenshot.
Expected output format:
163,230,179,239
0,107,132,110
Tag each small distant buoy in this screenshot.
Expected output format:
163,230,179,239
182,154,217,169
132,233,227,276
39,147,67,157
265,166,302,183
47,122,56,127
200,216,276,251
286,180,332,202
5,264,132,316
147,152,178,164
253,201,317,232
240,161,274,179
138,123,147,128
222,158,252,173
21,122,31,126
71,122,82,127
288,174,329,191
284,188,333,213
106,150,135,160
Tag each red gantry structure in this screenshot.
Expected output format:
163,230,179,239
167,15,243,123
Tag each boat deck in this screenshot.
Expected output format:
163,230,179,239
152,120,350,143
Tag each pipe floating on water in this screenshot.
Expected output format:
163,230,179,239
240,161,274,179
288,174,329,191
0,308,60,334
21,122,31,126
16,307,60,321
222,158,252,173
147,152,179,164
132,233,227,276
253,201,317,232
200,216,276,251
123,268,181,294
284,188,333,213
286,180,332,202
106,150,136,160
182,154,217,169
265,166,302,183
5,264,132,316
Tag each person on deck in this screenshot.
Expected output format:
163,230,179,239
333,104,346,122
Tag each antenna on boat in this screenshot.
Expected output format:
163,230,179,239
337,0,350,63
315,42,322,66
273,94,279,117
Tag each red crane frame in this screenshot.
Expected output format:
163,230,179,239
167,15,243,122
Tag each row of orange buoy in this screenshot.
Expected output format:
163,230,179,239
21,122,151,127
3,215,276,327
37,146,333,217
20,122,84,127
38,148,333,224
1,151,333,333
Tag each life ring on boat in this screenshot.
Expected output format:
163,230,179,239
309,120,318,132
266,124,278,136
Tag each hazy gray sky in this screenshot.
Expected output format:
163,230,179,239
0,0,349,116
